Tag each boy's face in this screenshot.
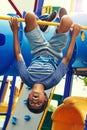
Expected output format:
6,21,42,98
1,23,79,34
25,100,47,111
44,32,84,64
28,91,47,109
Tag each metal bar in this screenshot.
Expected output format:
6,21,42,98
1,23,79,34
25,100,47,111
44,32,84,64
8,0,22,17
33,0,38,12
0,15,87,30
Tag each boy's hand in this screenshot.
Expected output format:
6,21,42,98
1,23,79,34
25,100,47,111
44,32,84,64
72,24,81,38
9,17,20,33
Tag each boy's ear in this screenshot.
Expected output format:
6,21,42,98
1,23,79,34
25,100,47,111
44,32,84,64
45,95,48,101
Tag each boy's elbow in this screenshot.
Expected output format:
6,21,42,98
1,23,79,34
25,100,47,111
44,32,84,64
15,53,23,61
62,56,71,65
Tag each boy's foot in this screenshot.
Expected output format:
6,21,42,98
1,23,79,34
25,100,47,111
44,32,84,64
59,7,67,20
40,11,57,32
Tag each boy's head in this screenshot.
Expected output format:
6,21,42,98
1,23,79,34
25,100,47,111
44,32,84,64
26,83,48,113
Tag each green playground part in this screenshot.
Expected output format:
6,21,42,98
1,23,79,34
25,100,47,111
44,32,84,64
52,6,61,12
41,94,63,130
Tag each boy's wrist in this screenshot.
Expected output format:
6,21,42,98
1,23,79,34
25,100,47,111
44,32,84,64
13,31,18,35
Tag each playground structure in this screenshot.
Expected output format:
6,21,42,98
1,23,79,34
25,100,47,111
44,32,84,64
0,0,87,130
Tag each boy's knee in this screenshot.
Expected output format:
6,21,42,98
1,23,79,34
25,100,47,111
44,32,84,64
24,12,37,32
57,15,72,33
25,12,36,23
61,15,72,28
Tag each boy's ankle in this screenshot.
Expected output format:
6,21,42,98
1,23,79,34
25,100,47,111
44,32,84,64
59,8,67,20
40,11,57,32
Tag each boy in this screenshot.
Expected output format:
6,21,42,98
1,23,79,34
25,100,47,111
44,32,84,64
10,10,81,113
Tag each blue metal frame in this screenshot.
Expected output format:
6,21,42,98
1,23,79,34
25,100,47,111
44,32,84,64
84,115,87,130
63,31,76,99
2,76,16,130
63,68,74,99
34,0,44,16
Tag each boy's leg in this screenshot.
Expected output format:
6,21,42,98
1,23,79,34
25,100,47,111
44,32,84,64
48,15,72,59
56,15,72,34
24,11,57,32
40,8,67,32
24,12,48,55
56,7,72,33
59,7,67,20
24,12,37,32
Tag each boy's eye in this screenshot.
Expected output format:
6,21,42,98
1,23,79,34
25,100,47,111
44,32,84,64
29,100,33,105
37,102,42,106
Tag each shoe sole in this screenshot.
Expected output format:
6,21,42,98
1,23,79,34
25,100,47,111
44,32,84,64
42,12,58,32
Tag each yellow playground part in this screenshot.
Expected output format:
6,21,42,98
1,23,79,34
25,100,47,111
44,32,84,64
42,6,61,15
0,15,87,30
0,103,8,113
51,96,87,130
42,5,53,15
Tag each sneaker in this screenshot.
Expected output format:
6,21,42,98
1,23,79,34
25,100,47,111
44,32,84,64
40,11,57,32
59,7,67,20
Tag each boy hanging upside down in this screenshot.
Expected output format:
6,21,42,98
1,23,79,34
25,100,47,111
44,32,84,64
9,8,81,113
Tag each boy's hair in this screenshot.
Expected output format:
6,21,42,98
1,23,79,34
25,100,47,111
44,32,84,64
26,92,48,114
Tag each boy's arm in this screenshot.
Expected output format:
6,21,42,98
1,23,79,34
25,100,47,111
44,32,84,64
10,17,23,61
62,24,81,65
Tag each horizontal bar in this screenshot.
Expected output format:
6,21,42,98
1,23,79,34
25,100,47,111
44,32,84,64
0,15,25,22
0,15,87,30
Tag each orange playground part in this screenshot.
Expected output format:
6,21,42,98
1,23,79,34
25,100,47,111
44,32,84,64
51,96,87,130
